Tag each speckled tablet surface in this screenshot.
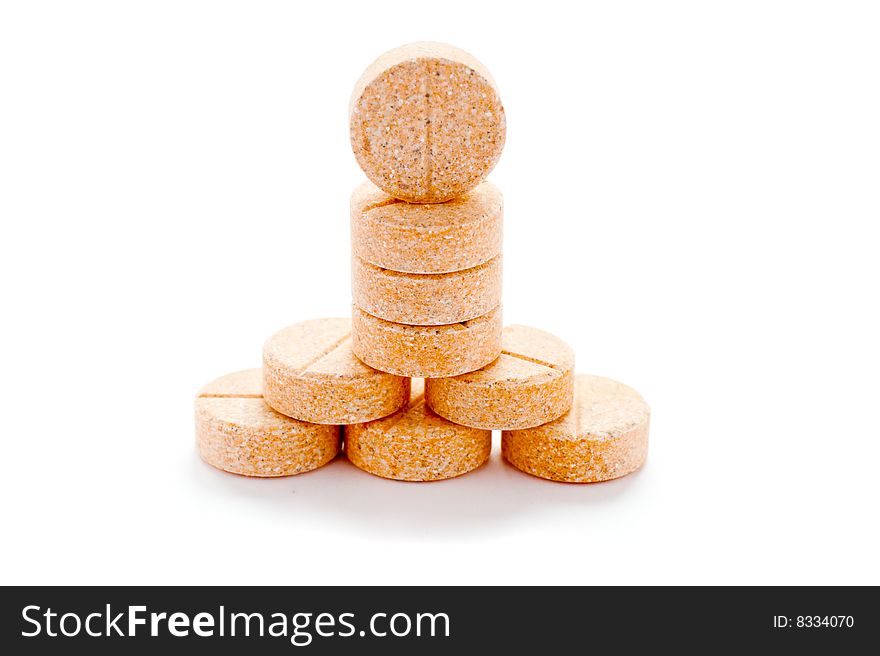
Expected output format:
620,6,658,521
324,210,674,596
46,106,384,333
425,325,574,430
350,180,503,274
344,379,491,481
352,253,501,325
349,42,506,203
351,305,502,378
502,375,649,483
263,318,410,425
195,369,340,477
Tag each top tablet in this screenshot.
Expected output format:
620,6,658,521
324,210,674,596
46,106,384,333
349,42,506,203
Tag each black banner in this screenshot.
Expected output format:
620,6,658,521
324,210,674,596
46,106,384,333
1,586,875,653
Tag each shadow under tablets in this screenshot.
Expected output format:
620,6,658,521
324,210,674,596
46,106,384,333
192,435,645,540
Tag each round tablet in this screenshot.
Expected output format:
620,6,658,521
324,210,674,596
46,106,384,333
349,41,506,203
350,180,503,274
352,253,502,326
344,379,491,481
263,317,410,425
425,325,574,430
351,305,502,378
195,369,340,477
502,375,649,483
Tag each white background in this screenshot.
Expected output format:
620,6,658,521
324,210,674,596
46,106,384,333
2,1,878,586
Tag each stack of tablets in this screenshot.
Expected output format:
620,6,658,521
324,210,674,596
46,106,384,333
348,42,506,381
194,42,650,484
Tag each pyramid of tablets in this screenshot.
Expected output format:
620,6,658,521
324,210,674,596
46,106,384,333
195,42,650,483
